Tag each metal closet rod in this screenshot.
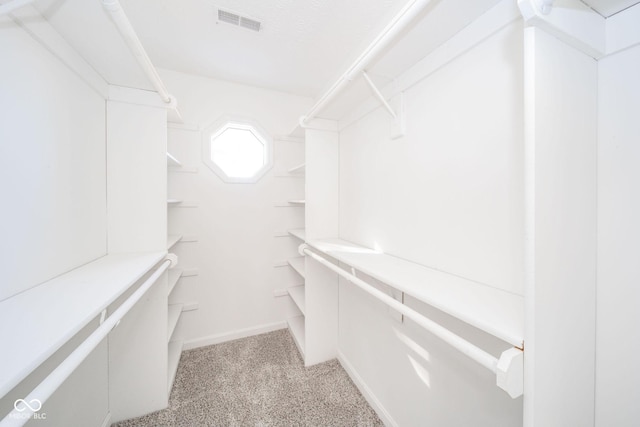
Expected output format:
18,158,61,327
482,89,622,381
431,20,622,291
0,258,174,427
300,244,524,398
299,0,435,126
102,0,174,105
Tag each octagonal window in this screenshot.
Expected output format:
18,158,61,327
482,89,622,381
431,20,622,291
202,119,273,183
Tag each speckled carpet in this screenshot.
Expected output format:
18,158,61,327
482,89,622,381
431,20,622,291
112,329,383,427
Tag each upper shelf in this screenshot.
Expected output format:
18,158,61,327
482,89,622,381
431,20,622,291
288,257,305,279
167,235,182,250
288,200,306,205
288,163,306,175
0,251,167,398
166,152,182,168
306,238,524,347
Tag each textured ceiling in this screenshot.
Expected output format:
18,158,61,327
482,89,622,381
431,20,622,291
114,0,410,97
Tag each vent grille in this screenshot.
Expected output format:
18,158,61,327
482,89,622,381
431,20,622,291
217,9,261,32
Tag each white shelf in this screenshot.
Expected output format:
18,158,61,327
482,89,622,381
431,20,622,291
288,199,306,205
0,251,167,397
168,268,183,296
288,163,306,175
167,303,183,342
167,199,182,205
167,234,182,250
287,316,305,358
288,285,306,315
288,257,305,279
288,228,306,242
306,238,524,347
167,340,183,394
166,152,182,167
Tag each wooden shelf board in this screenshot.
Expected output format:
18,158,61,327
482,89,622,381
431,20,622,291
306,238,524,347
0,251,167,397
168,303,183,342
167,235,182,250
287,285,306,315
287,316,305,358
167,340,183,394
288,257,305,279
288,228,306,242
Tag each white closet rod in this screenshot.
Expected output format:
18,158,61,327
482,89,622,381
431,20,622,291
0,258,173,427
299,0,434,126
300,245,524,398
101,0,173,105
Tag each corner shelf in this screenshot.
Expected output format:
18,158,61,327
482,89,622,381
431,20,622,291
287,316,305,358
288,257,305,278
288,163,306,175
306,238,524,347
288,286,306,315
166,152,182,168
167,235,182,250
167,340,183,394
288,228,306,241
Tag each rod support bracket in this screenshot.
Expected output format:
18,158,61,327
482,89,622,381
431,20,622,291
496,347,524,398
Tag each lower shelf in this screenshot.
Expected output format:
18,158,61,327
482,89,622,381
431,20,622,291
167,340,183,394
287,316,305,359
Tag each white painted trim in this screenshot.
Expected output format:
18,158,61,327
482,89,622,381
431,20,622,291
8,6,109,99
168,122,201,131
182,321,287,350
339,0,521,131
108,85,176,109
99,412,112,427
337,351,398,427
299,117,339,131
274,135,305,143
606,2,640,55
518,0,605,59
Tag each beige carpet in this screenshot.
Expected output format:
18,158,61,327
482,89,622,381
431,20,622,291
112,329,383,427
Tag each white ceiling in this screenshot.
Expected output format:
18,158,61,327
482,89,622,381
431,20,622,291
582,0,639,17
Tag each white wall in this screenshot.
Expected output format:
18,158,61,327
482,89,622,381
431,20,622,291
161,69,313,347
596,43,640,427
0,16,107,302
336,20,524,426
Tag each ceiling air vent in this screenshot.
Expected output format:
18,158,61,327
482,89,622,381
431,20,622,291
217,9,261,32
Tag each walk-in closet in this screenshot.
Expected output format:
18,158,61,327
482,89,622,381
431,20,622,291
1,0,638,425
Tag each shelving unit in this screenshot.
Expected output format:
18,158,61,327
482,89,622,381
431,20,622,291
287,286,305,315
168,268,183,295
306,238,524,347
288,257,305,278
167,199,182,205
0,252,166,397
166,152,181,167
167,341,183,394
167,303,183,341
288,199,306,205
288,228,306,241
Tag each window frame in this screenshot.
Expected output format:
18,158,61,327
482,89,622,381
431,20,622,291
201,117,273,184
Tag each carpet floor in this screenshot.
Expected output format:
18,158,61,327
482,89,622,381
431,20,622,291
112,329,383,427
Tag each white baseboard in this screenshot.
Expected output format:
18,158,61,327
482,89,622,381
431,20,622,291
182,321,287,350
337,350,398,427
100,412,112,427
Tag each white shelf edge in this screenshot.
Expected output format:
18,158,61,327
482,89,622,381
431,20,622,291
306,238,524,347
168,268,183,296
288,228,306,241
287,316,305,358
166,152,182,167
167,340,183,394
287,285,305,315
287,199,306,205
288,257,305,279
167,199,182,205
287,163,306,175
274,201,306,207
167,235,182,250
168,303,183,342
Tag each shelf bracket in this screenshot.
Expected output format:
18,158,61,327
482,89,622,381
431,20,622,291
362,71,405,140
